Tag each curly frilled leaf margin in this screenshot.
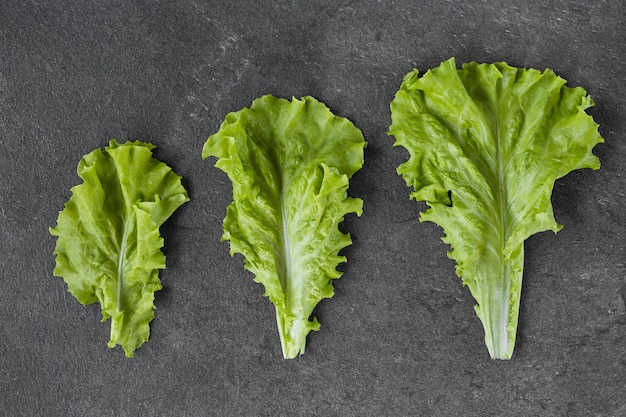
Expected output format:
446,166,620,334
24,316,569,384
50,140,189,357
389,58,603,359
203,95,366,358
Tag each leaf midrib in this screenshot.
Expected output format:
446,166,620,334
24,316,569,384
279,188,292,304
492,93,511,357
116,218,130,313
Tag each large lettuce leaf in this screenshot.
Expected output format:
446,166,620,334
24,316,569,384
389,58,603,359
202,95,365,358
50,140,189,357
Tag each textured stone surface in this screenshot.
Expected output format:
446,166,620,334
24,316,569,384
1,1,624,415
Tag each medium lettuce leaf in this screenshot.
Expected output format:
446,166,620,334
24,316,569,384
50,140,189,357
202,95,365,358
389,58,603,359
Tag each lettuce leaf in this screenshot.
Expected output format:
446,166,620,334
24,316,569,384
202,95,365,358
389,58,603,359
50,140,189,357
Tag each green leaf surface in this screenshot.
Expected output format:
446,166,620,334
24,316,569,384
50,140,189,357
389,58,603,359
203,95,365,358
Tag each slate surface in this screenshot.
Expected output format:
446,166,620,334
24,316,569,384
1,1,624,416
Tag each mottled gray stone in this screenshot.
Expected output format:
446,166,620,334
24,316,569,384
0,0,624,416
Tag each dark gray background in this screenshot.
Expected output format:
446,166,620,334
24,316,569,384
1,1,624,416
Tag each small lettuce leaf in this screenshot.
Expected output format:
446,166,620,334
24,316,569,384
50,140,189,357
389,58,603,359
203,95,365,358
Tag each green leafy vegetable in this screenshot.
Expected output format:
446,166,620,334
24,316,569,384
50,140,189,357
389,58,603,359
202,95,365,358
